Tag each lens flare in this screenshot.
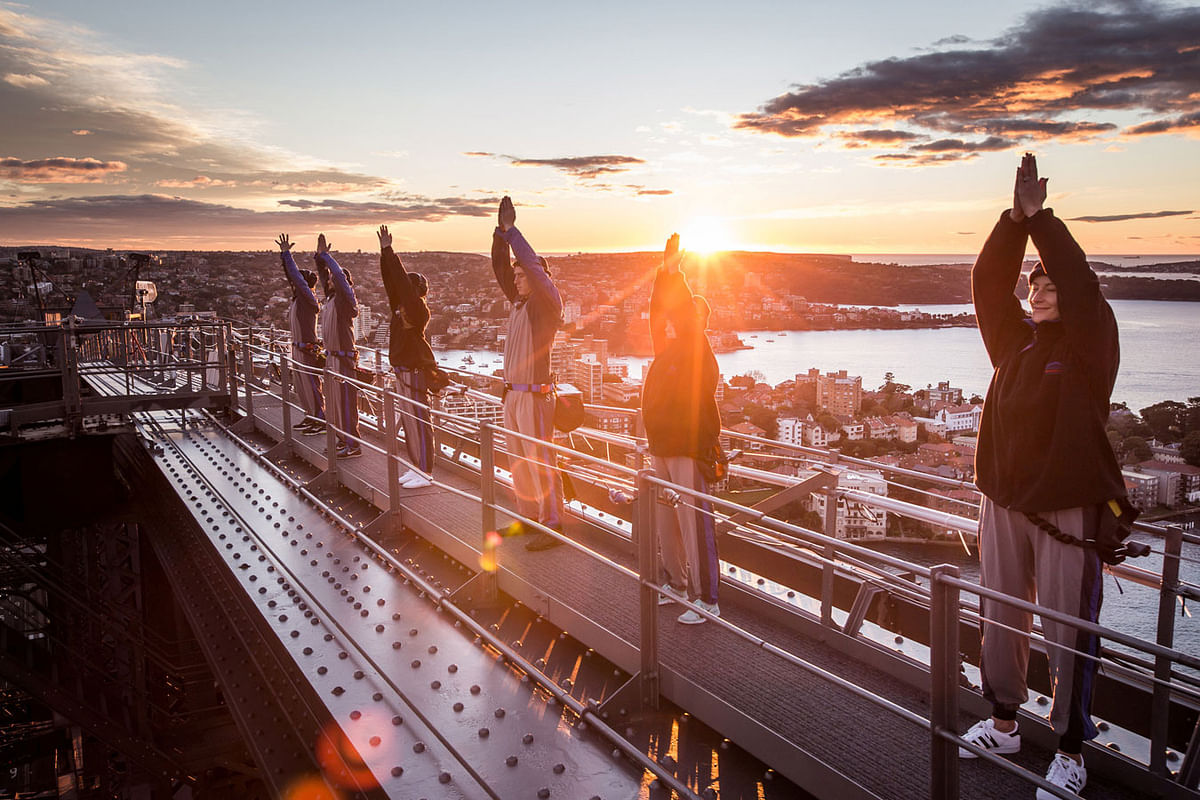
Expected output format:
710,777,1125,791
315,721,379,791
283,776,342,800
480,529,504,572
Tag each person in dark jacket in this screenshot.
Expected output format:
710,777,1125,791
491,196,564,551
378,224,435,488
959,153,1124,800
315,233,362,459
276,233,325,435
642,233,722,624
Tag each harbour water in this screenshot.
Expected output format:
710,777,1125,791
438,300,1199,412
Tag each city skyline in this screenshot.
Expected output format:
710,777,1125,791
1,0,1198,255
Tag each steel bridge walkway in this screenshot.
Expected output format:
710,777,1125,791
81,362,1176,800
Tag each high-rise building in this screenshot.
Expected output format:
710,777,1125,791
807,368,862,416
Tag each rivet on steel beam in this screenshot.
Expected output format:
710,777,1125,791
447,664,458,674
538,789,550,799
349,710,361,720
410,660,421,669
331,687,344,696
353,670,364,680
553,764,565,775
439,772,451,784
390,766,402,777
392,642,401,650
412,742,425,754
494,708,505,718
470,685,480,695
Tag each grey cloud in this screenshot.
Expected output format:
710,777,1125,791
1126,110,1200,135
466,152,645,179
734,1,1200,162
0,193,496,245
910,136,1016,153
0,155,128,182
1068,209,1193,223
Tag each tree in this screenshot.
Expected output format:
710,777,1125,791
1122,436,1152,464
1182,430,1200,467
1139,400,1188,443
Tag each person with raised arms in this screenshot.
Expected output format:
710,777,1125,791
276,233,326,436
642,233,723,624
491,196,564,550
961,153,1130,800
378,224,435,488
315,233,362,459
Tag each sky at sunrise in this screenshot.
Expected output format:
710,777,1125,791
0,0,1197,255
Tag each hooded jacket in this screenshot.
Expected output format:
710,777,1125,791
380,245,435,370
973,209,1125,512
642,268,721,459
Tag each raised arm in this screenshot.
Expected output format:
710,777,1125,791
650,233,691,354
378,224,422,316
277,234,318,309
315,233,357,315
972,159,1036,366
1028,209,1118,382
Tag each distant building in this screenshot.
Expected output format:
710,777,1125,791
801,368,862,415
571,356,604,403
928,381,964,406
930,403,982,433
776,416,805,448
1121,470,1159,512
809,469,888,540
1134,460,1200,505
441,392,503,426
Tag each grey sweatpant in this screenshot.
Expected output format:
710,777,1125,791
652,456,720,604
978,497,1103,749
502,390,561,528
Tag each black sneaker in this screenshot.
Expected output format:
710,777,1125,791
302,422,327,436
524,529,564,551
337,445,363,459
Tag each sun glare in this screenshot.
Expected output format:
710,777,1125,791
679,217,739,255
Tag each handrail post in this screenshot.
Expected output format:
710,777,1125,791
480,422,498,603
820,482,839,628
280,348,294,444
383,389,401,517
223,326,237,416
1150,524,1184,776
323,361,339,478
929,564,960,800
241,340,255,419
634,468,660,710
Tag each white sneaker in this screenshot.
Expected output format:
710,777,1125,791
657,583,686,606
958,718,1020,758
1036,753,1086,799
678,599,719,625
400,471,432,489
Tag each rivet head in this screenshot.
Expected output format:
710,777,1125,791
350,710,361,720
413,742,425,754
431,680,441,690
494,708,505,718
505,755,518,767
438,772,451,784
553,763,565,774
453,702,463,712
392,716,403,726
523,733,533,744
478,727,489,738
390,766,403,777
470,685,481,695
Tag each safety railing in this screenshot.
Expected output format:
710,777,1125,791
1,319,235,434
220,324,1199,799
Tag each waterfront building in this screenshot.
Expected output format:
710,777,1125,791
809,469,888,540
928,380,964,406
441,391,503,426
1121,469,1160,512
572,356,604,403
1134,460,1200,505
